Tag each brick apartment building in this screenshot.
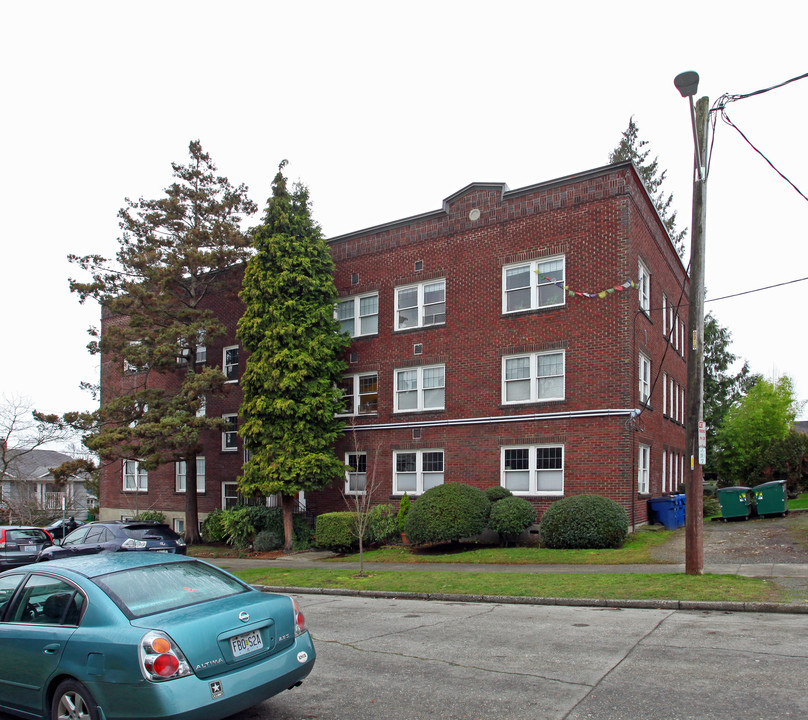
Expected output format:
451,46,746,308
98,160,689,532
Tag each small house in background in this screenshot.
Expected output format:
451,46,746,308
0,449,95,524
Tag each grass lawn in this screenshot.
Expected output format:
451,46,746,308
232,566,787,604
332,527,673,565
789,493,808,511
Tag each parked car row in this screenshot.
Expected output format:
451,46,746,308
0,520,187,571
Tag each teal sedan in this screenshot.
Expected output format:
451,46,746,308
0,553,315,719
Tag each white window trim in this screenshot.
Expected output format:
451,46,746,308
222,481,239,510
223,345,239,383
639,353,651,405
345,452,367,495
502,255,566,314
638,260,650,314
394,279,446,331
338,373,379,416
122,460,148,493
502,350,565,405
661,450,668,493
638,444,650,494
394,364,445,413
222,414,238,452
501,444,564,496
393,449,444,495
336,293,379,338
175,457,206,493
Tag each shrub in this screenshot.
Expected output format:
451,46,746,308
133,510,166,524
489,496,537,542
703,496,721,518
404,483,491,545
220,507,255,550
253,530,283,553
485,486,513,504
397,494,411,533
540,494,628,549
201,508,227,543
315,512,359,553
366,504,399,546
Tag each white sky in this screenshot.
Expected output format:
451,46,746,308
1,0,806,426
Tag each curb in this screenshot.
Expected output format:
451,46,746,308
253,585,808,615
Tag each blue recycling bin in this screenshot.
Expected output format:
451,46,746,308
647,497,678,530
673,494,686,527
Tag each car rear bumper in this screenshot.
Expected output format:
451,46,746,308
88,632,315,720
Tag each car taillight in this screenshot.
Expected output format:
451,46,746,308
121,538,148,549
43,530,54,543
0,529,5,549
139,631,192,682
292,598,307,637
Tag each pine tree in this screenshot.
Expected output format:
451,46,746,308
237,161,350,552
66,141,256,542
610,117,687,256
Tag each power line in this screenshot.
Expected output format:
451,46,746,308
710,71,808,203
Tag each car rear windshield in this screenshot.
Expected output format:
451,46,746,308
8,529,49,544
95,561,249,618
121,524,179,541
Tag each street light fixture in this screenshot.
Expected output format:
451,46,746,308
674,70,709,575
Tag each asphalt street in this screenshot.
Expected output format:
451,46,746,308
229,593,808,720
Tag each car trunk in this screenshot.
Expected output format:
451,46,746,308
129,591,297,679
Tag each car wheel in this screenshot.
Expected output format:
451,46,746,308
51,679,100,720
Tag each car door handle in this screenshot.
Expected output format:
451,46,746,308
43,644,61,654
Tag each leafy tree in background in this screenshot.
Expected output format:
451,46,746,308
65,141,256,542
610,117,687,256
754,430,808,495
714,376,804,486
703,312,759,477
237,161,350,552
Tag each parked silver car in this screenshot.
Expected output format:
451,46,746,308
0,526,53,570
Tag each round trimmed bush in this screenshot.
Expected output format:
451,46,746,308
485,486,513,504
315,512,358,552
540,495,628,549
489,496,537,538
253,530,283,552
201,508,226,543
404,483,491,545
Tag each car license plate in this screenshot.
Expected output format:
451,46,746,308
23,545,36,552
230,629,263,658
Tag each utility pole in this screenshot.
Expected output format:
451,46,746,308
675,72,709,575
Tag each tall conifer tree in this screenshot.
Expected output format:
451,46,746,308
67,141,256,542
610,117,687,256
238,161,350,551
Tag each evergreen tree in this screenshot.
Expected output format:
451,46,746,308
703,312,759,476
237,161,350,552
66,141,256,542
610,117,687,256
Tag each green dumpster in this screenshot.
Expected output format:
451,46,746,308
717,486,752,520
752,480,788,517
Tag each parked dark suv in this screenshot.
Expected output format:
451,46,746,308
37,521,186,561
0,526,54,569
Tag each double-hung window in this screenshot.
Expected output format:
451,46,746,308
502,351,565,404
395,365,445,412
395,279,445,330
345,453,367,494
503,256,565,313
639,353,651,405
339,373,379,416
502,445,564,495
175,457,206,493
638,444,650,494
223,346,239,382
222,414,238,451
336,293,379,337
393,450,444,494
123,460,148,492
638,260,650,314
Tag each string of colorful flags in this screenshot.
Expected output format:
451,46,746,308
539,275,638,299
